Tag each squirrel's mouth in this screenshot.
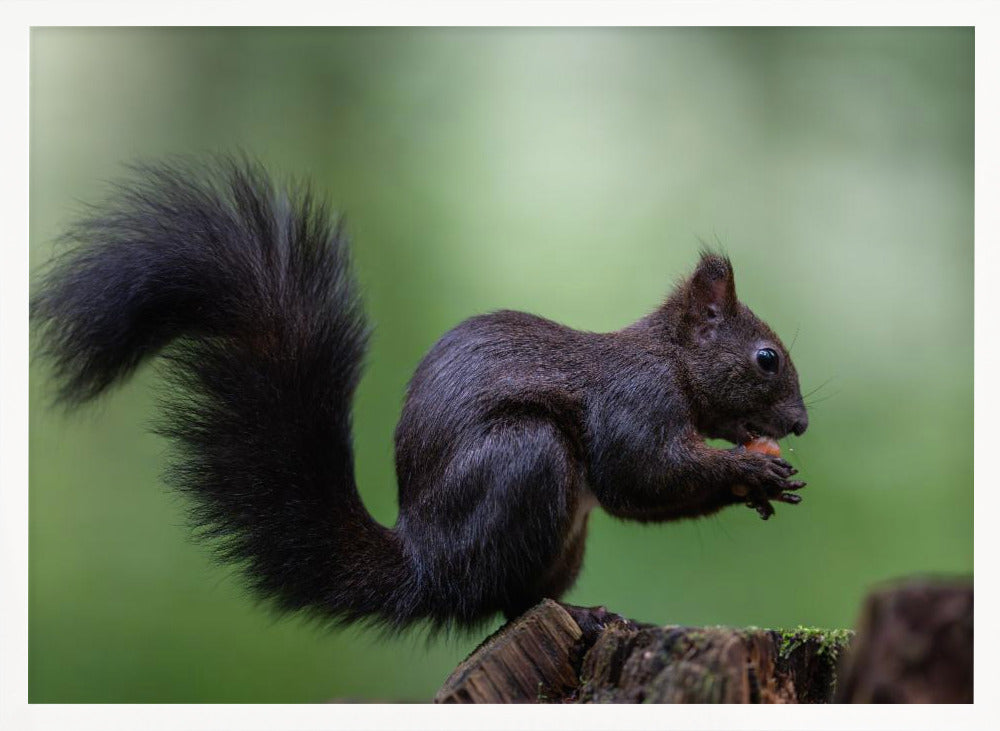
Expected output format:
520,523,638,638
735,422,787,445
702,420,789,446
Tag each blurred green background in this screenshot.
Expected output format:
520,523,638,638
29,27,972,702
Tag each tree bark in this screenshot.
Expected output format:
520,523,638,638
435,600,850,703
434,577,972,703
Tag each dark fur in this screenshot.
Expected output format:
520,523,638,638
32,157,808,632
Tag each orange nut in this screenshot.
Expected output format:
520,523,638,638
744,436,782,457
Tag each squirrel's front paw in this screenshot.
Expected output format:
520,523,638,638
732,454,806,520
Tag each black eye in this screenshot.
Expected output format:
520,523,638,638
756,348,779,374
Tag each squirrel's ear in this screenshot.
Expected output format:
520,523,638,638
685,253,737,343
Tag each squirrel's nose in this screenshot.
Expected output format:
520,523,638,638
792,416,809,436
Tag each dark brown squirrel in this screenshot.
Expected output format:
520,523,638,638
32,157,808,633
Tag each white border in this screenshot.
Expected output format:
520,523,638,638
2,2,996,730
0,0,993,27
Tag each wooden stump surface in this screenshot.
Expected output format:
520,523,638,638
434,577,972,704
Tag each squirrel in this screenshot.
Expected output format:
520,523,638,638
32,157,808,633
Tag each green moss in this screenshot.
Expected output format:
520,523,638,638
685,630,708,651
777,626,853,661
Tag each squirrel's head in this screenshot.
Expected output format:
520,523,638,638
668,253,808,445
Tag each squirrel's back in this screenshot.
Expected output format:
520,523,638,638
394,310,593,502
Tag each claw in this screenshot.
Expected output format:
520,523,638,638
753,501,775,520
777,492,802,504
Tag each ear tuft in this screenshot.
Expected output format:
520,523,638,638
685,252,737,341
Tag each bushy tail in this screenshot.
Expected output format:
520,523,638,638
32,157,418,629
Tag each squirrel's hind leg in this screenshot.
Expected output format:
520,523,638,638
409,418,584,627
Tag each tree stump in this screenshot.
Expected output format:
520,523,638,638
434,600,585,703
434,577,972,703
835,578,973,703
577,622,849,703
435,601,850,703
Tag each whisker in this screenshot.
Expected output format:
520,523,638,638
802,377,835,401
805,389,841,407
